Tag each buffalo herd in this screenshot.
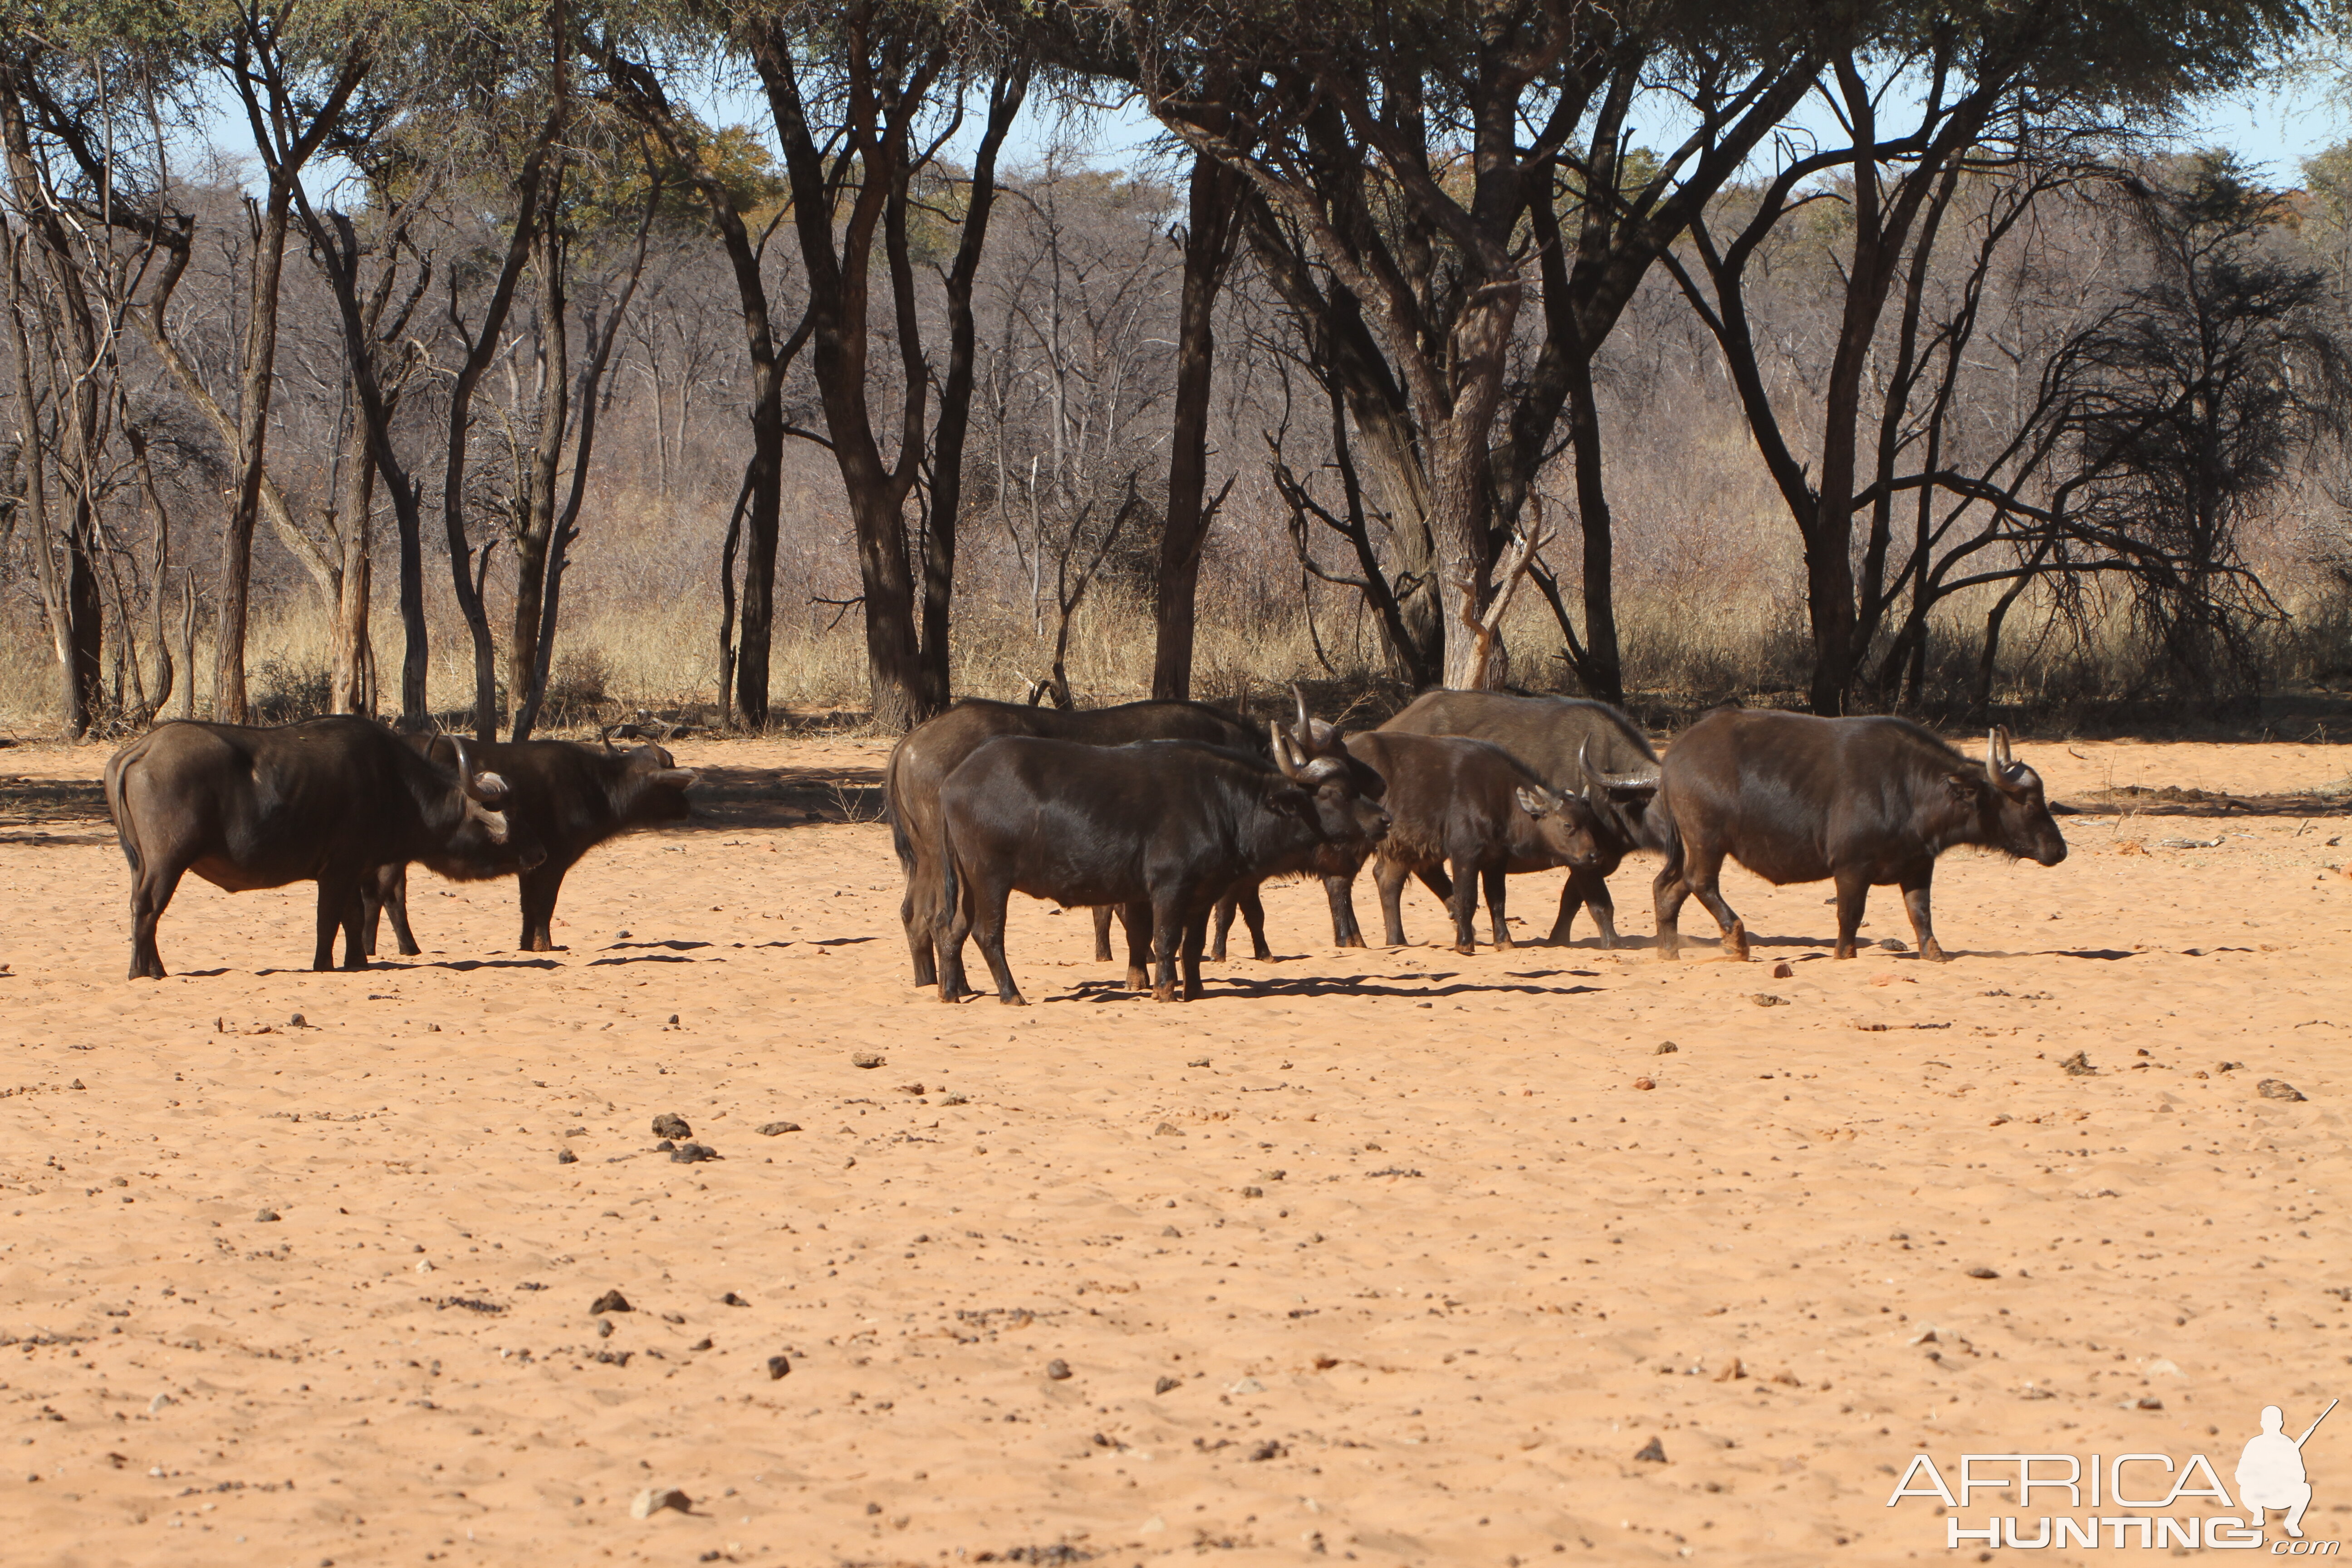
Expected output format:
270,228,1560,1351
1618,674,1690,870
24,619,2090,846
98,692,2068,992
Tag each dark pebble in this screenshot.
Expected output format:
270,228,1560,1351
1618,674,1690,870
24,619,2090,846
689,1338,713,1352
757,1122,801,1136
590,1289,632,1315
1633,1436,1667,1463
670,1142,719,1164
556,1149,578,1165
766,1354,791,1380
651,1113,692,1140
722,1292,750,1307
255,1208,280,1223
1154,1375,1180,1395
1046,1359,1072,1381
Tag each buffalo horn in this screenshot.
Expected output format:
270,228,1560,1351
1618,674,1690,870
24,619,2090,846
1269,721,1304,781
1579,736,1660,794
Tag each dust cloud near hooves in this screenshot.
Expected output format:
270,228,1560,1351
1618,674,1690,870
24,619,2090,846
4,735,2348,1567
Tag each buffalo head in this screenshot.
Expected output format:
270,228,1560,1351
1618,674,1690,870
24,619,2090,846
1957,727,2066,867
1515,784,1607,868
1271,721,1390,872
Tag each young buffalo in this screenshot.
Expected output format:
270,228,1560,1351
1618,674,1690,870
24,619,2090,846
1331,732,1606,954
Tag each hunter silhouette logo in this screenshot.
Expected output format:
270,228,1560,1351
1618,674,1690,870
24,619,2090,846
1886,1397,2343,1551
2240,1400,2335,1540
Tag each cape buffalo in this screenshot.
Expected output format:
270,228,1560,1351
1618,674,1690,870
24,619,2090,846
1328,732,1607,953
1651,714,2068,962
104,717,534,979
1377,690,1664,946
888,692,1357,985
360,734,697,954
934,727,1389,1004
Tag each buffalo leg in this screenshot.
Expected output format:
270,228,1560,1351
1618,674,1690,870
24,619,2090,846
1208,893,1235,961
966,881,1025,1005
315,874,366,971
1446,855,1482,955
1234,883,1271,960
1122,901,1153,991
1324,871,1366,949
1180,910,1210,1001
934,870,978,1002
901,860,939,990
518,860,572,951
1831,867,1872,959
1899,870,1947,961
126,857,186,981
1680,843,1747,960
1149,895,1185,1002
1093,905,1117,961
1483,864,1514,950
358,865,418,958
1374,856,1414,947
1652,850,1689,960
1550,867,1618,947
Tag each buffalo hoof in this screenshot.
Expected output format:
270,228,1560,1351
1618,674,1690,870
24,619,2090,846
1655,942,1680,961
1153,984,1176,1003
1251,946,1274,961
1832,943,1856,959
1920,942,1952,963
996,993,1028,1006
1723,921,1750,962
1453,942,1477,956
1338,935,1367,950
1124,968,1149,991
1492,936,1515,951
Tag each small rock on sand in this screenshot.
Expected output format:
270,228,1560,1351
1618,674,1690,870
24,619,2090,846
414,1259,433,1274
1880,938,1907,952
670,1142,719,1163
766,1355,791,1380
591,1289,633,1315
851,1051,885,1069
650,1113,691,1140
1187,1057,1210,1068
756,1121,801,1136
2058,1052,2095,1076
722,1292,750,1307
1155,1375,1180,1394
1632,1078,1655,1091
629,1486,690,1519
1633,1437,1667,1463
1154,1122,1184,1136
254,1208,280,1223
2258,1078,2308,1101
689,1338,712,1352
1771,963,1793,979
1750,993,1786,1007
1046,1358,1072,1380
1965,1266,2000,1279
1656,1042,1677,1055
557,1149,578,1164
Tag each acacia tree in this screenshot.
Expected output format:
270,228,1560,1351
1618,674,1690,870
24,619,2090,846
1665,0,2301,713
1120,0,1838,695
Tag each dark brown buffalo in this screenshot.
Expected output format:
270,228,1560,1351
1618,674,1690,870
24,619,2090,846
359,735,697,954
888,694,1331,986
1327,732,1607,953
104,717,534,979
1376,690,1664,946
934,729,1389,1004
1651,714,2068,961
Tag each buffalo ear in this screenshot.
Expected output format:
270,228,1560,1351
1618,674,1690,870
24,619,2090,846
649,768,697,789
1515,785,1552,820
1945,772,1981,805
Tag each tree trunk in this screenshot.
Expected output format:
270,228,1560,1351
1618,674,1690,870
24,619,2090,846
510,229,568,733
212,189,293,725
328,397,376,715
1153,147,1240,701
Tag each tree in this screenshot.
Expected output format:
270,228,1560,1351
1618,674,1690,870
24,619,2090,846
1666,0,2303,713
2067,154,2349,702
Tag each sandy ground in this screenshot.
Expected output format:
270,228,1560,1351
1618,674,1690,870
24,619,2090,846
2,730,2350,1568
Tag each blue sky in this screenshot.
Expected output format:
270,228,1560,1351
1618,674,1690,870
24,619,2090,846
208,68,2349,206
